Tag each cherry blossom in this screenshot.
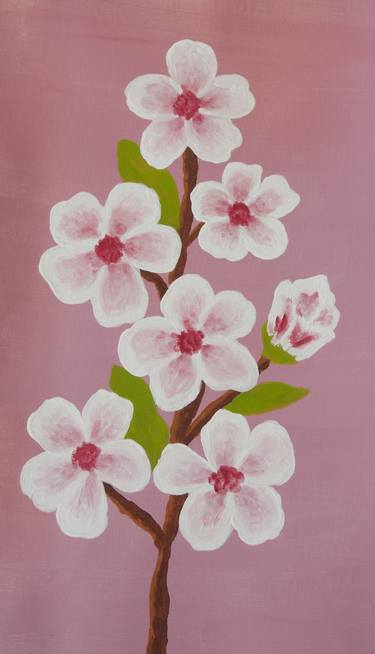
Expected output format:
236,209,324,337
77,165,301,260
125,39,255,169
153,410,295,550
267,274,340,360
39,184,181,327
20,390,151,538
118,274,259,411
191,162,300,261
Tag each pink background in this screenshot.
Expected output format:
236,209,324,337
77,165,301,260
1,1,375,652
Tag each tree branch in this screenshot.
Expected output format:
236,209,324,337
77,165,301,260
187,222,203,246
169,382,205,443
140,270,168,300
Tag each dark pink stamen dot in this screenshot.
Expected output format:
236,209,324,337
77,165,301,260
95,234,124,264
209,465,244,494
72,443,101,472
173,90,201,120
228,202,252,227
177,329,204,355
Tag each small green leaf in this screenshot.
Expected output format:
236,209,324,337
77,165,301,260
261,322,297,365
226,381,309,415
109,365,169,468
117,139,180,230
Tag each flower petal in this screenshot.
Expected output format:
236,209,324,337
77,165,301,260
201,74,255,118
198,220,248,262
201,290,256,339
244,217,288,260
166,39,217,95
286,324,336,361
292,275,340,329
199,338,259,392
267,279,295,343
201,410,250,469
50,192,102,246
251,175,300,219
125,74,177,119
91,263,148,327
222,162,262,203
140,118,186,169
179,488,232,551
82,389,133,446
27,397,84,452
190,181,230,223
186,115,242,163
39,246,101,304
124,226,181,273
231,484,285,545
56,472,108,539
240,421,295,486
160,274,214,330
149,354,201,411
153,444,212,494
96,440,151,492
118,317,178,376
20,452,82,512
104,183,161,238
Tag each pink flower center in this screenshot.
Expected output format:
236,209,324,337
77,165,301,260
173,90,201,120
177,329,204,355
208,465,245,495
228,202,252,226
72,442,101,472
95,234,124,264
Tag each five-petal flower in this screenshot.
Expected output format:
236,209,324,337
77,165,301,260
20,390,151,538
125,39,255,169
154,410,295,550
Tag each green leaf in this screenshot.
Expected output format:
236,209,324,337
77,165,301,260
226,381,309,415
109,365,169,468
261,322,297,365
117,139,180,230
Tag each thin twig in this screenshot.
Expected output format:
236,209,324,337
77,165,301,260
169,382,205,443
187,222,203,246
140,270,168,300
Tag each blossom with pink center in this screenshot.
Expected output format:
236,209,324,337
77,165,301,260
118,274,259,411
191,162,300,261
39,184,181,327
20,390,151,538
267,274,340,360
153,410,295,550
125,39,255,169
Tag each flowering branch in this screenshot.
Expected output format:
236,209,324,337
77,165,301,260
140,270,168,300
169,381,205,443
187,222,203,246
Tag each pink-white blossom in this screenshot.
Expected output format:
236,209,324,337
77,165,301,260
154,410,294,550
118,274,259,411
20,390,151,538
125,40,255,169
267,274,340,360
39,184,181,327
191,162,300,261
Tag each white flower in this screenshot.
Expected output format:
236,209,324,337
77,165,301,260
154,410,295,550
118,274,259,411
39,184,181,327
125,39,255,169
191,162,300,261
20,390,151,538
267,274,340,360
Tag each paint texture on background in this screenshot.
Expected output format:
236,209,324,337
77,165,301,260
1,1,375,653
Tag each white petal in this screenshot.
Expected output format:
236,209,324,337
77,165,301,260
201,74,255,118
125,74,177,119
179,488,232,551
201,290,256,339
199,338,259,392
153,444,212,494
222,162,262,203
267,279,295,343
186,115,242,163
201,410,250,469
117,317,178,376
82,389,133,446
240,421,295,486
104,183,161,237
140,118,187,169
251,175,300,219
244,217,288,260
27,397,84,453
160,274,214,330
124,225,181,273
96,440,151,492
287,325,336,361
91,263,148,327
198,220,248,262
292,275,339,328
231,484,285,545
50,192,103,246
190,181,230,223
20,452,83,512
39,245,101,304
166,39,217,95
149,354,201,411
56,472,108,539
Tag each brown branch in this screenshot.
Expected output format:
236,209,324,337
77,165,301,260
187,222,203,246
169,382,205,443
141,270,168,300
